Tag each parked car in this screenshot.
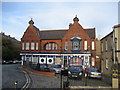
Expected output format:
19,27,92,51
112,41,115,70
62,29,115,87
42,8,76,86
40,64,50,72
68,65,83,79
87,68,102,80
50,64,63,73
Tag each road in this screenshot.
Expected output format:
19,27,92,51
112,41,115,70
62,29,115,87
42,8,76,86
2,64,26,89
28,72,111,88
2,64,111,89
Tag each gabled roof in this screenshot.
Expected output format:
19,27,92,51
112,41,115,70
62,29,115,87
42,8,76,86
39,30,68,40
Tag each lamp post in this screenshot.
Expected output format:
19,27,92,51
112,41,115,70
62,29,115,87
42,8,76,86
85,61,88,86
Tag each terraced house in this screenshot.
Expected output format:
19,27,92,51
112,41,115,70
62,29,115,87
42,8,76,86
20,16,96,69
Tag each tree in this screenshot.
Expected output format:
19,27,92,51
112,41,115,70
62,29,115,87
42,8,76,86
2,36,20,61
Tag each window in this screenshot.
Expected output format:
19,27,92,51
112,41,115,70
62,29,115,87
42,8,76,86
91,58,95,66
36,43,38,50
71,41,81,50
84,41,87,50
92,41,95,50
65,42,68,50
52,43,57,50
46,43,51,50
106,40,108,51
26,42,29,50
101,42,103,52
73,41,79,50
106,59,108,69
22,42,24,50
31,42,35,50
45,42,57,50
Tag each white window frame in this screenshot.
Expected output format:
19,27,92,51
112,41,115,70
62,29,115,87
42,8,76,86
65,42,68,50
91,57,95,66
22,42,24,50
36,42,38,50
84,41,87,50
31,42,35,50
92,41,95,50
26,42,29,50
106,59,108,69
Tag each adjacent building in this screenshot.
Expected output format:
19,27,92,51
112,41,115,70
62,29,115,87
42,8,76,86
20,16,96,69
100,24,120,76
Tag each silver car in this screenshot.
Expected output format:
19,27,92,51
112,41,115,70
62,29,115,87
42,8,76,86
87,68,102,80
50,64,63,73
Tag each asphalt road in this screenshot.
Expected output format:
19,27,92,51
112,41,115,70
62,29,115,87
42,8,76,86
2,64,26,89
28,72,111,88
2,64,111,89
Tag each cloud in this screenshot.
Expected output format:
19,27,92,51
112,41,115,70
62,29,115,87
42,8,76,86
2,2,118,40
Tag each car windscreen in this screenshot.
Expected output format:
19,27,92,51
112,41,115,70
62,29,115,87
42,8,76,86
54,65,61,68
40,65,47,68
90,69,99,72
69,66,82,70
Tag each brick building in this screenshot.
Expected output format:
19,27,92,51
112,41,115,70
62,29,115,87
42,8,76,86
20,16,96,69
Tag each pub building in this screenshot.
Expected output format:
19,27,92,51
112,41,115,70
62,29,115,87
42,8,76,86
20,16,96,69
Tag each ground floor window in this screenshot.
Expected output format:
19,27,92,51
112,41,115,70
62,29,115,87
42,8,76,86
105,59,108,69
91,57,95,66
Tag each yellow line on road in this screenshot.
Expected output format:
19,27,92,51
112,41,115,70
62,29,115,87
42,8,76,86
21,70,31,90
69,86,112,89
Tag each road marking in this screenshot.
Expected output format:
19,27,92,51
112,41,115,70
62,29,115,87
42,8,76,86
21,70,31,90
69,86,112,89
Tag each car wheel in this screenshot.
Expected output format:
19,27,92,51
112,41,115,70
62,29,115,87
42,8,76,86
99,78,102,80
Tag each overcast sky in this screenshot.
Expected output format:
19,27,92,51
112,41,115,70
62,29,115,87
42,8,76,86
1,1,119,41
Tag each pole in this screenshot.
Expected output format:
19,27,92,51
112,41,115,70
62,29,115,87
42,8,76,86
85,68,87,86
60,74,62,89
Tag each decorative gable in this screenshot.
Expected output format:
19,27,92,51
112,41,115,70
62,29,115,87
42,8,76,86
21,19,40,42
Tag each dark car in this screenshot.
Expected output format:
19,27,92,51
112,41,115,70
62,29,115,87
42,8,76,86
68,65,83,79
87,68,102,80
40,64,50,72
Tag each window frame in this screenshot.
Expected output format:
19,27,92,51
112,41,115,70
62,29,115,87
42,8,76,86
36,42,38,50
84,41,87,50
31,42,35,50
92,41,95,50
22,42,24,50
65,42,68,50
26,42,29,50
105,59,108,69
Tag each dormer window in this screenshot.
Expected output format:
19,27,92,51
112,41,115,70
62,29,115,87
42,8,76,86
71,36,82,52
73,41,79,50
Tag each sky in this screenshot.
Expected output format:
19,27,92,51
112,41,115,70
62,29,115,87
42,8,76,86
1,1,119,41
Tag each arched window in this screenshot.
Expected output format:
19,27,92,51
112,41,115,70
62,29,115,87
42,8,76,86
45,42,57,50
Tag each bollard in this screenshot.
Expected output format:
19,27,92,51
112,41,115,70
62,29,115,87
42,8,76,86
112,65,119,88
